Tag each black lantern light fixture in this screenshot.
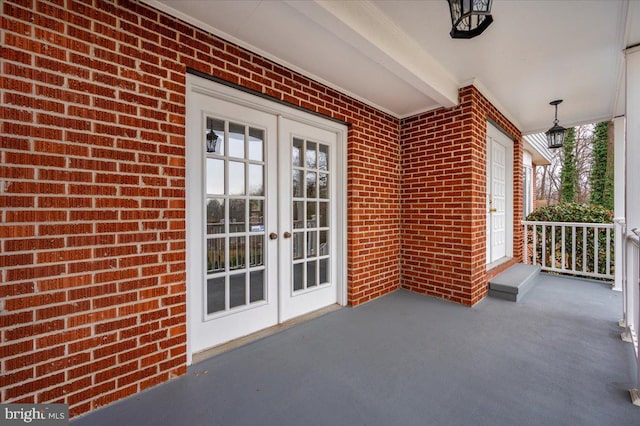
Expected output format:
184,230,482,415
206,130,219,153
447,0,494,39
545,100,567,149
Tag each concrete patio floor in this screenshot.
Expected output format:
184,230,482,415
72,274,640,425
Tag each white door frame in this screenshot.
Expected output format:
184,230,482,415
486,122,514,266
185,74,348,364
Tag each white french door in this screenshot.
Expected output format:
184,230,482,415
486,123,513,265
186,76,345,357
187,92,279,354
278,118,338,322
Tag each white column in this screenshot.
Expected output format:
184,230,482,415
613,117,625,291
627,46,640,233
624,45,640,406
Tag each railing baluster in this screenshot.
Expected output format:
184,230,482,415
531,224,538,265
606,227,611,277
583,226,587,273
542,225,547,268
551,224,556,269
572,226,576,272
524,223,529,264
593,227,600,274
561,225,566,270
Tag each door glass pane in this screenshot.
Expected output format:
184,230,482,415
229,122,245,159
207,238,224,273
306,201,316,228
249,164,263,196
229,199,245,233
293,232,303,260
206,199,225,234
293,201,304,229
319,258,328,284
293,263,303,291
306,141,316,168
229,161,245,195
307,260,317,288
319,202,328,228
249,200,264,232
319,230,328,256
207,277,225,314
292,170,303,198
307,231,316,258
249,235,264,267
319,173,328,199
248,128,263,161
318,144,329,171
206,159,224,195
229,273,246,308
250,270,264,303
306,172,316,198
292,138,303,167
229,236,245,270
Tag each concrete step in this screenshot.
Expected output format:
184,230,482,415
488,264,541,302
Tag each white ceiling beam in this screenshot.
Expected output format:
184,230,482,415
286,0,459,108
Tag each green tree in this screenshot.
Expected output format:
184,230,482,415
589,121,613,210
560,127,577,203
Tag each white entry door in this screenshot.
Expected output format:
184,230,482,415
486,123,513,264
186,76,344,356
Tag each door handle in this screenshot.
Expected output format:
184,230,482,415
283,231,292,239
489,208,497,213
269,232,278,240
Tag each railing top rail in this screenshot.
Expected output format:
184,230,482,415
629,233,640,248
521,220,615,228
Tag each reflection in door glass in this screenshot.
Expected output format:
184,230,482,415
207,277,225,314
229,161,245,195
206,199,225,234
318,144,329,171
306,141,316,168
248,128,264,161
292,170,303,198
250,270,265,303
229,123,245,158
293,263,303,291
249,164,263,196
229,199,245,233
207,238,224,273
206,159,224,195
292,138,303,167
306,172,316,198
229,273,246,308
307,260,317,288
320,258,328,284
229,236,245,270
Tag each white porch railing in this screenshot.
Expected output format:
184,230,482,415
522,221,615,280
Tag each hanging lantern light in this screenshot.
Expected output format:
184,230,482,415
447,0,494,39
545,100,567,149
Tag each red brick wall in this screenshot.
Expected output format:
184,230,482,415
1,0,400,416
400,86,523,306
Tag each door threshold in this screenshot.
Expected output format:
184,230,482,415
191,304,341,365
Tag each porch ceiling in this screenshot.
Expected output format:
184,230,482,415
147,0,639,134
